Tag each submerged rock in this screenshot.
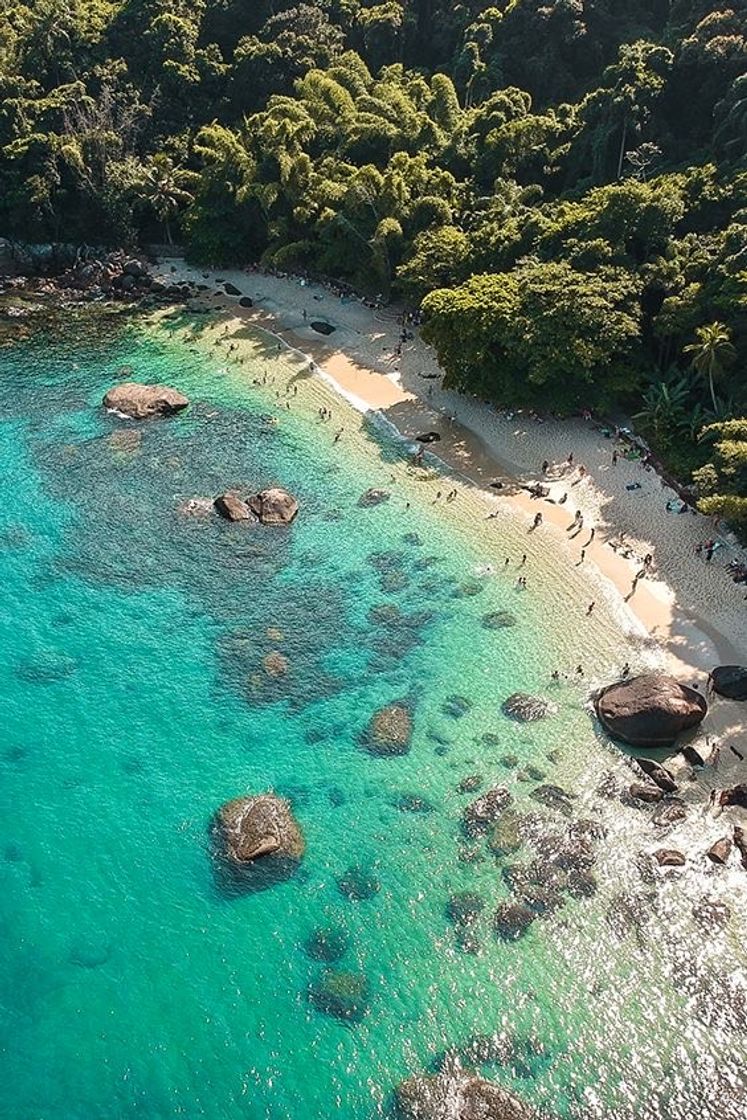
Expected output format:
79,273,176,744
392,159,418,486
248,487,299,525
263,650,289,677
213,793,304,886
595,673,707,747
651,798,688,827
501,693,554,722
529,784,574,817
308,968,369,1021
441,694,472,719
363,703,412,756
103,381,189,419
692,898,731,930
710,665,747,700
396,1062,536,1120
481,610,517,630
446,892,485,926
394,793,435,814
358,488,390,507
462,787,512,837
493,901,536,942
337,865,380,901
303,925,349,962
14,650,76,684
629,781,664,804
487,810,524,857
456,774,483,794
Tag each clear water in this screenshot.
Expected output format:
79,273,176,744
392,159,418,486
0,306,745,1120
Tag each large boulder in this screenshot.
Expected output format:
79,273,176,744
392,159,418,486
396,1061,535,1120
711,666,747,701
248,487,299,525
213,793,304,888
363,703,412,756
462,787,512,837
214,493,255,521
103,381,189,419
595,673,707,748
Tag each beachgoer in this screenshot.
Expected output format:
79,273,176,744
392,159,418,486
520,554,527,566
531,512,543,529
586,601,595,615
612,449,618,465
578,549,586,564
542,460,549,474
576,665,584,675
558,492,568,504
567,453,574,466
621,662,631,677
551,670,560,681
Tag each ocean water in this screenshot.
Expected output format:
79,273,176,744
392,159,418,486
0,304,745,1120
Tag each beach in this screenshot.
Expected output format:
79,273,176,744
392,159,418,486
156,258,747,679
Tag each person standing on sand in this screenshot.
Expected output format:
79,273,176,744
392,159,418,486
531,512,543,530
578,549,586,564
612,449,618,465
542,460,549,474
567,453,574,466
586,601,595,615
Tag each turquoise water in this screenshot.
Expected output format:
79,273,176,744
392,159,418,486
0,306,745,1120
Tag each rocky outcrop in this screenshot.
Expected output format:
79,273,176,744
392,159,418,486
501,693,554,722
363,703,412,755
214,493,255,521
595,673,707,747
213,793,304,886
248,487,299,525
103,382,189,419
396,1062,535,1120
711,665,747,700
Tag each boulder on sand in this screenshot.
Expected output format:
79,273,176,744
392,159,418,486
363,703,412,756
711,666,747,701
595,673,707,748
396,1060,536,1120
103,382,189,419
213,793,304,888
214,493,255,521
248,487,299,525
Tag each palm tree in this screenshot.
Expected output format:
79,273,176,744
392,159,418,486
683,322,736,412
138,155,196,246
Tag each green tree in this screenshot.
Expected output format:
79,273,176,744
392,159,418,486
683,321,737,411
695,419,747,525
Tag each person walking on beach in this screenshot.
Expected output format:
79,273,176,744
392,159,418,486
530,512,543,530
577,549,586,564
520,554,527,566
612,449,618,465
586,601,595,615
586,528,595,545
542,460,549,475
567,452,574,467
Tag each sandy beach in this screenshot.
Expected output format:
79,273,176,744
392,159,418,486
156,258,747,682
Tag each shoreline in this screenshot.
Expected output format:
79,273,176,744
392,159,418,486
155,258,747,681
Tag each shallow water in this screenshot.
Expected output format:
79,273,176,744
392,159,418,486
0,306,745,1120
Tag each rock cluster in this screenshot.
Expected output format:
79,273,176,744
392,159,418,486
363,703,413,755
396,1061,536,1120
213,487,299,525
1,246,199,307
